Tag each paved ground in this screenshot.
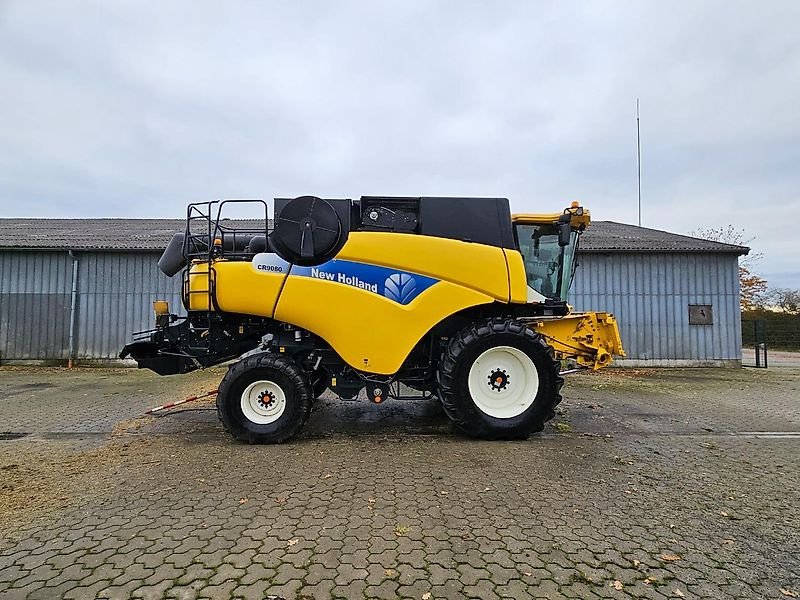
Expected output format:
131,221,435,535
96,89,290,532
0,365,798,599
742,348,800,367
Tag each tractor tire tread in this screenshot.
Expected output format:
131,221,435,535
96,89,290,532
438,316,564,440
216,353,312,444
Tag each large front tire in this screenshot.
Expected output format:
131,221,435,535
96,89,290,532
438,317,563,440
217,354,312,444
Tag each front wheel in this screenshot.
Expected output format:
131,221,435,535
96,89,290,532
438,317,563,440
217,354,312,444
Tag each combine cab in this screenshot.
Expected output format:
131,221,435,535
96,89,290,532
122,196,623,443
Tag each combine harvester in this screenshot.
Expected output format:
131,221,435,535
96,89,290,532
121,196,623,443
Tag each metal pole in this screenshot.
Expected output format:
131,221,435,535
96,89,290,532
636,98,642,227
68,250,79,368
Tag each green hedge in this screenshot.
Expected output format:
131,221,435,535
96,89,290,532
742,311,800,351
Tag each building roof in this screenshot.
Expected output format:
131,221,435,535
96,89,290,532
0,218,749,255
0,218,264,251
578,221,749,255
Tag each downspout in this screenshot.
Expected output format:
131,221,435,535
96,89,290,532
68,250,79,368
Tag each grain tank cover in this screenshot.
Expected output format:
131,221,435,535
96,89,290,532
270,196,352,266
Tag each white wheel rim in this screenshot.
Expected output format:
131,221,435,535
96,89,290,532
240,380,287,425
467,345,539,419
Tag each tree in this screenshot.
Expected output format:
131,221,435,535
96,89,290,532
768,288,800,315
739,267,769,311
691,225,768,311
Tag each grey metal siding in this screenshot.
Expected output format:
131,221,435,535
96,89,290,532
0,251,73,360
571,252,741,362
75,252,184,359
0,251,182,361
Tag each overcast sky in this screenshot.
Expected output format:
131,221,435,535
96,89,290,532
0,1,797,287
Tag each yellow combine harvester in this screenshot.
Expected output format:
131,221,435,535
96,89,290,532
121,196,623,443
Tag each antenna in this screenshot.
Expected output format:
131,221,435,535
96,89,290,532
636,98,642,227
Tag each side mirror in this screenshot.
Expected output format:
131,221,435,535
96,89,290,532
558,216,572,247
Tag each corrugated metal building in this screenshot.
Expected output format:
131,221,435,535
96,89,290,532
0,219,186,365
573,222,747,366
0,218,747,366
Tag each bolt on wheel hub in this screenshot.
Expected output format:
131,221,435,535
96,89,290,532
488,369,510,391
257,390,276,409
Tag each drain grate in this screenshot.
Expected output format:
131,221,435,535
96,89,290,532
0,432,30,441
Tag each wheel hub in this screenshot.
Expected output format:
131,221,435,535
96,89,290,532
257,390,276,409
488,369,510,391
241,380,287,425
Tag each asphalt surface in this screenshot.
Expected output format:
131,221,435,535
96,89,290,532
0,365,798,599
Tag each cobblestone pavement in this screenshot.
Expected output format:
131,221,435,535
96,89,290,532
0,366,798,599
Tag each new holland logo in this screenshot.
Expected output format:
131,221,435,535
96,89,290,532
383,273,417,304
251,253,438,304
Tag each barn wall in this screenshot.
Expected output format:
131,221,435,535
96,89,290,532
75,252,184,359
0,251,72,361
0,250,182,362
570,252,742,365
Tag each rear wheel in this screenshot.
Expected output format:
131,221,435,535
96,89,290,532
217,354,312,444
438,317,563,440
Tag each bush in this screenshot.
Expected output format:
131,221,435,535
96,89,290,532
742,310,800,351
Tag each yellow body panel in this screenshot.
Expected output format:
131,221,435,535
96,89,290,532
185,263,211,311
187,231,513,375
337,232,511,301
504,249,528,304
186,261,286,316
275,276,493,375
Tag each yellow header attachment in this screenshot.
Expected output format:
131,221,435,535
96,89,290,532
530,312,625,370
512,201,591,230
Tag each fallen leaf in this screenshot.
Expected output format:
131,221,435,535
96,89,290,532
720,511,729,517
633,559,641,567
368,497,376,504
287,538,299,547
673,589,685,598
522,571,533,577
394,525,410,536
274,496,288,505
323,473,332,479
643,577,653,585
196,478,205,483
611,580,623,590
439,491,449,496
660,553,681,562
781,589,800,598
384,568,397,578
722,539,735,545
238,498,248,505
422,593,432,600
